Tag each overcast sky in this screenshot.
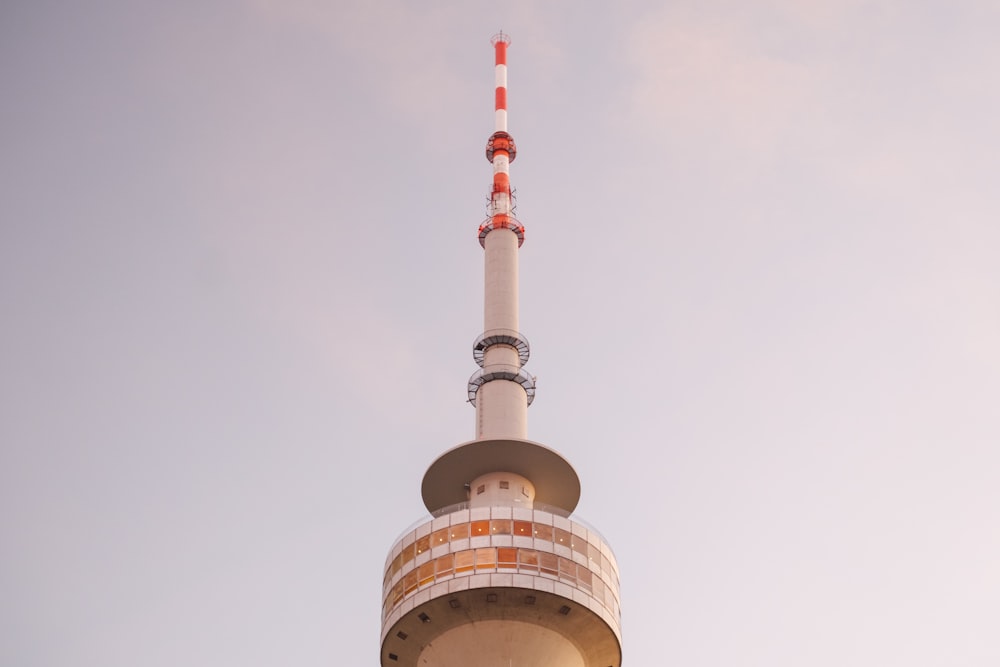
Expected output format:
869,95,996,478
2,1,999,666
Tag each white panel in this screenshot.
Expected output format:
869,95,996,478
532,577,555,593
416,522,432,538
495,109,507,131
495,64,507,89
491,572,513,587
533,510,553,525
553,582,574,600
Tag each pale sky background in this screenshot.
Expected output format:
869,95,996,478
2,1,999,665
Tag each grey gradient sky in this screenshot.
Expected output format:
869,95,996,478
2,1,999,665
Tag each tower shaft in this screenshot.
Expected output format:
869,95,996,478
473,32,532,440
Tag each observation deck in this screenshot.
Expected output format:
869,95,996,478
380,503,622,667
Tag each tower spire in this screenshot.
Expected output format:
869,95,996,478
469,30,534,440
379,37,622,667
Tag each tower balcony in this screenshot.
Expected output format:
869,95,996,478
380,503,621,667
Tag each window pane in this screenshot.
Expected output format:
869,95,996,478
490,519,511,535
435,554,454,577
539,552,558,575
533,523,553,541
554,527,572,547
415,534,431,556
475,547,496,569
558,557,576,583
391,553,403,577
471,520,490,537
450,523,469,540
431,527,449,547
577,566,592,593
455,550,474,573
592,575,605,602
513,520,532,536
392,580,404,605
587,541,602,567
404,570,418,595
498,547,517,568
401,543,415,565
418,560,435,586
518,549,538,571
571,535,587,555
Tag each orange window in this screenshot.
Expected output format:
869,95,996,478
475,547,496,569
403,570,418,595
431,527,449,546
391,580,404,605
577,566,593,593
450,523,469,540
533,523,553,541
558,557,576,583
471,520,489,536
490,519,511,535
435,554,454,577
554,527,572,546
572,535,587,555
513,520,532,536
539,552,558,576
418,560,435,586
455,550,474,573
391,553,403,577
498,547,517,568
415,534,430,555
518,549,539,571
401,543,416,565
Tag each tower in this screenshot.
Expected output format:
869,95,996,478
380,34,622,667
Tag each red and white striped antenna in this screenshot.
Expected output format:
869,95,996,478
468,33,534,440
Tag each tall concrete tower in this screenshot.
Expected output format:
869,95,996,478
380,34,622,667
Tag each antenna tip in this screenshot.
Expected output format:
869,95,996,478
491,30,511,46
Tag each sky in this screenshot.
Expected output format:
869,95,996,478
2,1,999,665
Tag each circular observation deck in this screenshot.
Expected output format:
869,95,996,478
380,505,621,667
421,438,581,515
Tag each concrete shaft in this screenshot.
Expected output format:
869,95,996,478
479,226,526,439
483,228,519,332
477,380,528,439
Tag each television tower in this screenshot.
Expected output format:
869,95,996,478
380,34,622,667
